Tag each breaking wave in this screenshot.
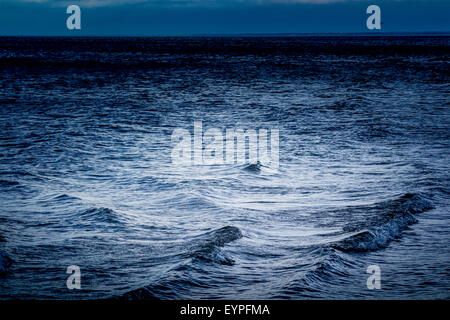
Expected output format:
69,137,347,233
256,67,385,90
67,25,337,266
120,226,242,299
243,161,262,173
332,193,434,252
188,226,243,265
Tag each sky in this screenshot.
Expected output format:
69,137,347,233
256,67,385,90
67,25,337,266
0,0,449,36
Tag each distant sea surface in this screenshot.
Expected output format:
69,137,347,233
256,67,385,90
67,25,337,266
0,36,449,299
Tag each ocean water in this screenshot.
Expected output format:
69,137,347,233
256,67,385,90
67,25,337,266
0,36,449,299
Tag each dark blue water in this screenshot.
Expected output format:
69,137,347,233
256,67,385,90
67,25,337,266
0,36,449,299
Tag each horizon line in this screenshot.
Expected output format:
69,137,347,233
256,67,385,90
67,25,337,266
1,31,450,38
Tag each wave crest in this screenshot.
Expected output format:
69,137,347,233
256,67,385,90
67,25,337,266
189,226,242,265
78,207,121,224
332,193,433,252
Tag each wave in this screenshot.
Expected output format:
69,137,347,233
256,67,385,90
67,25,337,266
77,207,121,224
0,179,19,187
119,226,243,299
192,226,243,247
299,249,355,287
188,226,243,265
243,161,262,173
53,194,80,201
0,170,34,177
0,56,172,71
332,193,434,252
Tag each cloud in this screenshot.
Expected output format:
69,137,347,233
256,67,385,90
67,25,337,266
10,0,369,8
14,0,150,7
